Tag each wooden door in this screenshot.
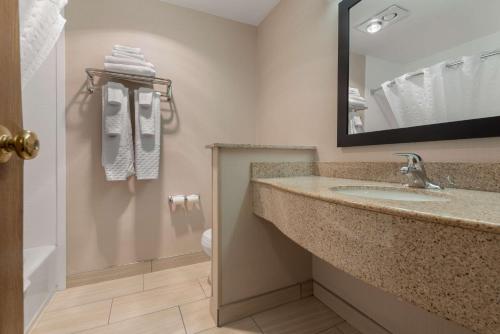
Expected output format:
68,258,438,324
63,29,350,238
0,0,25,332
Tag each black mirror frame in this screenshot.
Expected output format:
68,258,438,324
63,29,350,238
337,0,500,147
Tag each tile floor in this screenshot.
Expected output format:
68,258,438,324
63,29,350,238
29,262,361,334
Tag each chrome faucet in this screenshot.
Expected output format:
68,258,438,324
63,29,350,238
395,153,443,190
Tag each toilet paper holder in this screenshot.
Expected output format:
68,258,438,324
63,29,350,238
168,194,201,203
168,194,201,212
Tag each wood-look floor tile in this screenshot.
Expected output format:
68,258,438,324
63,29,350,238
336,322,362,334
109,280,205,323
252,297,344,334
47,275,143,311
180,298,216,334
31,300,112,334
199,277,212,297
79,308,185,334
144,262,210,290
198,318,262,334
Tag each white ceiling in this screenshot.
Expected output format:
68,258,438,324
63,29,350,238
350,0,500,63
159,0,280,26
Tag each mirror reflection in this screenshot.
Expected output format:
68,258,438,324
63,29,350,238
348,0,500,135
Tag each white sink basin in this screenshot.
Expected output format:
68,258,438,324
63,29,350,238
331,186,449,202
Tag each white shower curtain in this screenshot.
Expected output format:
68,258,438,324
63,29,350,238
20,0,67,88
379,52,500,127
476,54,500,118
439,56,481,122
372,91,399,129
381,70,446,128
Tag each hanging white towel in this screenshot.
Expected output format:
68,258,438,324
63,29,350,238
103,110,121,136
134,89,161,180
104,55,155,69
102,83,135,181
139,91,153,107
112,50,146,61
103,86,122,136
104,63,156,77
348,111,364,134
138,89,155,136
20,0,67,88
107,85,123,106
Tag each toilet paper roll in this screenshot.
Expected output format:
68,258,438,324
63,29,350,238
186,194,201,211
170,195,186,213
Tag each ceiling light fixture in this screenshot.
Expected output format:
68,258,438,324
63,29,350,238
355,5,409,35
366,20,382,34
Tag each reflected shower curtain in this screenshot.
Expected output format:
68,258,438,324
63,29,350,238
379,52,500,128
381,70,446,128
439,56,481,122
477,53,500,118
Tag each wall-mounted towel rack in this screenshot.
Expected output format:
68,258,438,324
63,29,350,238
85,68,173,101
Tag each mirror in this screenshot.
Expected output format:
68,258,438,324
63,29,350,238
338,0,500,147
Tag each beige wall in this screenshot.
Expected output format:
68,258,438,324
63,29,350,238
256,0,500,162
216,148,315,306
349,52,365,94
66,0,257,275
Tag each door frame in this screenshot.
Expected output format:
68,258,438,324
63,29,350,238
55,29,67,292
0,0,24,332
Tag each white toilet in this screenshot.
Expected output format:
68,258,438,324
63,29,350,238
201,229,212,287
201,229,212,258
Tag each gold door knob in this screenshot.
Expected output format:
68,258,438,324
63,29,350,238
0,125,40,163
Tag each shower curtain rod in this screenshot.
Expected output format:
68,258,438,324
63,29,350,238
370,49,500,95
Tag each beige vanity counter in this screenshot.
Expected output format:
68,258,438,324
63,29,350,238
252,176,500,334
253,176,500,234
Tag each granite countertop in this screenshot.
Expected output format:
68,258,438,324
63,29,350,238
206,143,317,150
252,176,500,234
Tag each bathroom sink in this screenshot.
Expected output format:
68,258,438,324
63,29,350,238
331,186,449,202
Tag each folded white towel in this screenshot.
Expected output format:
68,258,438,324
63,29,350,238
20,0,67,88
104,55,155,69
102,83,135,181
138,89,155,136
134,89,161,180
349,95,367,110
349,95,366,103
349,101,367,110
112,50,146,61
107,86,123,106
348,87,366,110
114,45,142,54
349,87,360,96
104,63,156,77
